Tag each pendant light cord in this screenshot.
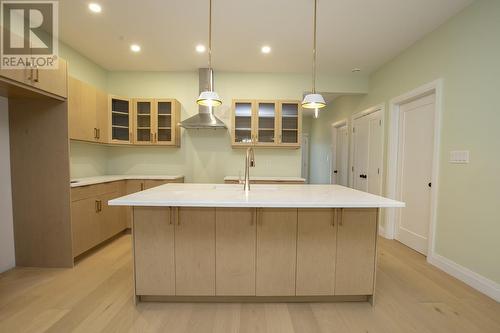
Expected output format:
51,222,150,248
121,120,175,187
206,0,214,92
312,0,317,94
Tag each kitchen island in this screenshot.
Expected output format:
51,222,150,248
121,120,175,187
109,183,404,304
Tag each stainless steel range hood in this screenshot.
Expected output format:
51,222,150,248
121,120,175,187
179,68,227,129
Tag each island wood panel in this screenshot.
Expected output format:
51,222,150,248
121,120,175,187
134,207,175,295
335,208,378,295
144,179,170,189
256,208,297,296
175,207,216,296
296,208,337,296
9,98,73,267
215,208,256,296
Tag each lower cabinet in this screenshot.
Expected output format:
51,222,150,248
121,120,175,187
175,207,216,296
256,208,297,296
70,182,126,258
71,197,101,257
335,208,378,295
296,209,337,296
134,207,175,295
215,208,256,296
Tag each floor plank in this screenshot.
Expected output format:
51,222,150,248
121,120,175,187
0,234,499,333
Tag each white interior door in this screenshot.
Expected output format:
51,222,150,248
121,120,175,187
352,110,382,193
332,125,349,186
396,93,435,255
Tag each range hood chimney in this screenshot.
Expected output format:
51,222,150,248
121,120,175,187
179,68,227,129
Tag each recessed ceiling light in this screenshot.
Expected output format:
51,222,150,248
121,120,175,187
195,44,206,53
88,3,102,13
130,44,141,53
261,45,271,54
351,68,361,73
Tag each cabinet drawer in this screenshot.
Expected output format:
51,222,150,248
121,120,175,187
71,181,121,202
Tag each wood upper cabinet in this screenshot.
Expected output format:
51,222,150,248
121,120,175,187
335,208,378,295
296,209,337,296
256,208,297,296
131,98,181,146
30,58,68,98
110,96,133,144
68,76,108,143
134,207,175,295
215,208,256,296
231,99,301,148
175,207,216,296
0,58,68,98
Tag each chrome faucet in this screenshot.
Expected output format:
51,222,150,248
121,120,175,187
243,146,255,191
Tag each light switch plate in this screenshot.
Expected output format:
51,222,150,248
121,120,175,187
449,150,470,164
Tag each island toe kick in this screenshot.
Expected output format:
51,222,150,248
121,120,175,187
131,207,380,305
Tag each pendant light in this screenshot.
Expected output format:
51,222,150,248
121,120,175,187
302,0,326,115
196,0,222,107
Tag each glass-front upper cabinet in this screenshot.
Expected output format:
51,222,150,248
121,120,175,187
256,101,277,144
134,99,153,144
232,100,254,144
156,100,173,144
110,96,132,143
279,102,301,146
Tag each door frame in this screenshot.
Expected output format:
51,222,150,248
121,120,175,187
385,79,443,257
330,119,348,184
349,104,385,193
301,133,310,183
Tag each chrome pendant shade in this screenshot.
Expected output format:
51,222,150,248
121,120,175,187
302,0,326,114
196,0,222,107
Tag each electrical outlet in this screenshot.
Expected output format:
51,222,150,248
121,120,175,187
449,150,470,164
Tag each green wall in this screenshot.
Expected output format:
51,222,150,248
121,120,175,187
310,0,500,284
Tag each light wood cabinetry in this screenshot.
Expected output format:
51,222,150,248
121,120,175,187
110,96,133,144
296,209,337,296
175,207,216,296
0,58,68,98
70,181,126,258
131,207,379,301
68,77,108,143
256,208,297,296
132,98,181,146
231,99,302,148
215,208,256,296
134,207,175,295
335,208,378,295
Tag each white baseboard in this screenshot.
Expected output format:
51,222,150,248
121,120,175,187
427,253,500,302
378,225,394,239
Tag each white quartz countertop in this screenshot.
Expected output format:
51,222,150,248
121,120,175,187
70,175,184,188
224,176,306,182
108,183,405,208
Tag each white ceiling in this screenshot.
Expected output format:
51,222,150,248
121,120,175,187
59,0,473,74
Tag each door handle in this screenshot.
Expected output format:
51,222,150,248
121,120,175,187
428,182,432,188
33,65,39,82
359,174,367,179
333,170,338,174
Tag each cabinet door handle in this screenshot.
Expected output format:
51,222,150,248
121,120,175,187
332,209,335,227
339,208,343,226
33,66,39,83
154,133,157,143
95,200,100,213
99,200,102,212
177,207,180,226
94,128,98,139
26,61,32,81
169,207,173,225
140,183,144,191
97,128,100,140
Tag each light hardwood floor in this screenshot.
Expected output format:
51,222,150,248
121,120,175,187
1,234,499,333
